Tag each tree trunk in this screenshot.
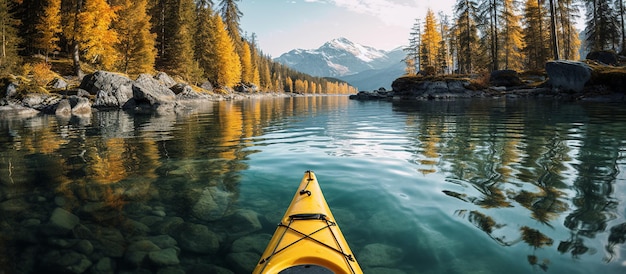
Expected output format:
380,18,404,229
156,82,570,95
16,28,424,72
72,0,84,78
620,0,626,54
549,0,559,60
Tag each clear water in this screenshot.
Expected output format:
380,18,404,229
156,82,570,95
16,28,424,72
0,96,625,274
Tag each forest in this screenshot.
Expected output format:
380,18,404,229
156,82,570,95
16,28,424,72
0,0,357,95
404,0,626,75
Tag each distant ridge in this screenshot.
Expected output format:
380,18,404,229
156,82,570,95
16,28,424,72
274,38,406,90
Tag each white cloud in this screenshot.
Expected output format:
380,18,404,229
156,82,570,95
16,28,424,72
328,0,422,27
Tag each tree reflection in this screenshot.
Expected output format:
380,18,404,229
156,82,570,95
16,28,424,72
397,100,626,267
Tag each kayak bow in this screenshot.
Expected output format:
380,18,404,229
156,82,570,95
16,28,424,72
253,170,363,274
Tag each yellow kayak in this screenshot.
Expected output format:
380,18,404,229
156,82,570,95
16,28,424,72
253,170,363,274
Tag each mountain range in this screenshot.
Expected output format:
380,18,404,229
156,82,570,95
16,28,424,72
273,37,406,91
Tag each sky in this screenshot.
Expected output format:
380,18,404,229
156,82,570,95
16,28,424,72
239,0,458,57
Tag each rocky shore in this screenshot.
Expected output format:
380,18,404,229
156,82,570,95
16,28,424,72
0,70,301,119
350,59,626,102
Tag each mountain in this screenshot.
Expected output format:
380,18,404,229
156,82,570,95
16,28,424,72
274,38,406,91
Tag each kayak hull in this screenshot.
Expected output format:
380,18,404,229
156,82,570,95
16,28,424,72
253,171,363,274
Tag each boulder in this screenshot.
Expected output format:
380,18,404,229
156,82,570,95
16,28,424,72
47,207,80,235
148,248,180,267
40,250,93,274
191,186,232,221
586,50,619,66
22,93,62,113
230,234,272,254
55,99,72,116
391,76,477,100
200,81,214,91
133,74,177,108
50,78,68,89
545,61,591,93
225,252,259,273
80,71,134,109
490,70,523,87
70,96,92,115
173,222,220,254
155,72,177,88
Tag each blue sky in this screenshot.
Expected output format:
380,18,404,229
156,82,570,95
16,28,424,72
239,0,457,57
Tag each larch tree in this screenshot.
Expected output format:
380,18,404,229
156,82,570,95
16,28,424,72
112,0,156,75
420,9,441,72
197,11,241,88
500,0,524,70
164,0,202,81
240,41,254,85
454,0,480,74
0,0,21,74
72,0,119,71
34,0,62,61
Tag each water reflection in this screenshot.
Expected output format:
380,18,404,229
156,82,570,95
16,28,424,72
395,99,626,272
0,97,624,273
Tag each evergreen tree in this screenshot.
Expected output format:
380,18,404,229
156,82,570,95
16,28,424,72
522,0,550,70
615,0,625,53
219,0,243,45
478,0,502,71
163,0,202,81
0,0,21,74
500,0,524,70
454,0,480,74
404,18,421,75
437,12,452,74
35,0,62,61
584,0,620,50
556,0,581,60
112,0,156,75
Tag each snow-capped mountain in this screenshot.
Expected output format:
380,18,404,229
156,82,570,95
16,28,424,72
274,38,406,90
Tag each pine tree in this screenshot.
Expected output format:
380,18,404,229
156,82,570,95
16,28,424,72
0,0,21,74
35,0,62,61
454,0,480,74
437,12,451,74
112,0,156,75
404,18,421,75
584,0,619,50
163,0,202,81
616,0,625,54
522,0,550,70
478,0,502,71
556,0,581,60
500,0,524,70
75,0,119,70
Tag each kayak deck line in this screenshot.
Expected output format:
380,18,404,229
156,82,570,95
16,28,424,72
254,170,363,274
258,214,356,263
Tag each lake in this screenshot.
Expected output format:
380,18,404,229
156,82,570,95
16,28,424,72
0,96,625,274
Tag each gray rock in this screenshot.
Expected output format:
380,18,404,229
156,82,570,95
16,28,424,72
192,187,232,221
359,243,403,267
173,223,220,254
0,104,39,118
154,216,184,235
0,198,28,212
81,71,134,109
147,235,178,249
200,81,213,91
133,74,176,108
155,72,177,88
70,96,92,115
91,257,115,274
48,207,80,234
546,60,591,93
187,264,234,274
41,250,93,274
5,82,18,98
230,234,272,254
226,252,259,273
490,70,523,87
74,239,94,255
148,248,180,266
55,99,72,116
22,93,63,113
50,78,68,89
224,209,263,237
124,240,161,267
